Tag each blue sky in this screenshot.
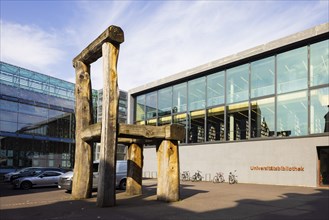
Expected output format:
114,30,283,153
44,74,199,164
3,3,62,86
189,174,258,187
1,0,328,91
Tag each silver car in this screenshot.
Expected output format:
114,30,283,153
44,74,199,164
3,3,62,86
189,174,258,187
58,160,127,191
12,170,64,189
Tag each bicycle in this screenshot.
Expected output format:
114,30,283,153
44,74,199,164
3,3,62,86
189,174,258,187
228,170,238,184
213,172,225,183
181,171,190,181
191,170,203,182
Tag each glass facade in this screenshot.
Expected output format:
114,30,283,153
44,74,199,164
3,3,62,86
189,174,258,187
0,62,75,169
134,38,329,143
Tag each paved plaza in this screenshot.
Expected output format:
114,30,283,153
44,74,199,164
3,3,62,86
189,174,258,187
0,179,328,220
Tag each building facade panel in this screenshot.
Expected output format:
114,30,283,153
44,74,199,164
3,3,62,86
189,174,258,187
142,136,328,187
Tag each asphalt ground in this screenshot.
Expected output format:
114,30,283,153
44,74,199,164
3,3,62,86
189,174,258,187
0,179,328,220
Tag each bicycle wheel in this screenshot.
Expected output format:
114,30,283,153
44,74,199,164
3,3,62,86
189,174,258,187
219,176,225,183
191,175,196,182
229,176,234,184
213,176,219,183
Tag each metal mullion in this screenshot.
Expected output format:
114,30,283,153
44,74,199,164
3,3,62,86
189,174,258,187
274,54,278,137
224,69,227,141
248,63,251,140
307,44,311,135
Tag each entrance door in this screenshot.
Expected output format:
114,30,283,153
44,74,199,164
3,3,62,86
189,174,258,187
317,146,329,187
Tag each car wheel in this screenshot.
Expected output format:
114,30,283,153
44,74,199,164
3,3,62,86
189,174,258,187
119,179,126,190
21,181,32,190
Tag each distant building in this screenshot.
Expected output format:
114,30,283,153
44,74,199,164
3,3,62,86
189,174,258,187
0,62,75,169
94,89,128,161
127,23,329,187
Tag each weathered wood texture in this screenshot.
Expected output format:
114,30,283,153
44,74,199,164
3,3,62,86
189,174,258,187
81,123,185,142
73,25,124,66
97,42,120,207
72,61,93,199
156,140,180,202
126,143,143,195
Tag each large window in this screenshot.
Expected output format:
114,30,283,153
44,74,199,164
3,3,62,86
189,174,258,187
135,95,145,123
207,71,225,107
207,106,225,141
277,47,308,94
251,57,275,98
227,64,249,104
173,83,187,113
188,77,205,111
173,113,187,143
133,39,328,142
146,92,157,119
158,87,172,116
250,97,275,138
226,102,249,141
310,40,329,86
277,91,308,136
188,110,205,143
310,87,329,134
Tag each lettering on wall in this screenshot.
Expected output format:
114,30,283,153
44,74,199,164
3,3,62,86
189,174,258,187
250,166,304,171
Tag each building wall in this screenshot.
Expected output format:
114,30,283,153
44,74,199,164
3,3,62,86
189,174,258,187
142,136,328,187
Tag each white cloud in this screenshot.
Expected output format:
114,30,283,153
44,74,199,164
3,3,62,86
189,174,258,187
1,1,328,91
0,21,65,74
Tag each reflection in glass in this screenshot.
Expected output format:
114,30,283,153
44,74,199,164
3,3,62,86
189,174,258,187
189,110,205,143
310,40,329,86
277,47,307,94
146,118,157,126
173,113,187,143
0,121,17,132
250,98,275,138
135,95,145,122
146,92,157,119
188,77,205,111
310,87,329,134
227,102,249,141
207,71,225,107
173,83,187,113
277,91,307,136
227,64,249,104
158,87,172,116
207,106,225,141
0,110,17,123
251,57,275,98
0,100,18,111
158,115,171,126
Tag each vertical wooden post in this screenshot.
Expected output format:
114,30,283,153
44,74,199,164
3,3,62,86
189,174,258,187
72,61,93,199
156,140,180,202
97,42,120,207
126,143,143,195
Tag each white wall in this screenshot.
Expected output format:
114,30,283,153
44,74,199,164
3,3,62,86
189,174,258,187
142,136,329,187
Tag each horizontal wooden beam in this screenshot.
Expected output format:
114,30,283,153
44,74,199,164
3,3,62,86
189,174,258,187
80,123,185,143
73,25,124,66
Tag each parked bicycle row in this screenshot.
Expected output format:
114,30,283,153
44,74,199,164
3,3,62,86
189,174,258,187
181,170,238,184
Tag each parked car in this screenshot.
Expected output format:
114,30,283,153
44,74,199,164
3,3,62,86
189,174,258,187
12,170,64,189
58,160,127,192
4,167,66,182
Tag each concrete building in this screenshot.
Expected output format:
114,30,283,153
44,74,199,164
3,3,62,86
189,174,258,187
127,23,329,187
